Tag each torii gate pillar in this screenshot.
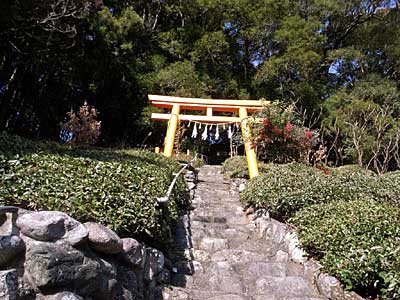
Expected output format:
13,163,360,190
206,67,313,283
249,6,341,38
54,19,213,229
239,107,259,178
164,104,180,157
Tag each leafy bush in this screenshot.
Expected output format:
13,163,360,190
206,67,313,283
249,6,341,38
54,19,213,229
290,199,400,299
239,162,399,221
0,133,188,244
377,171,400,207
222,156,250,178
240,163,324,219
249,101,319,163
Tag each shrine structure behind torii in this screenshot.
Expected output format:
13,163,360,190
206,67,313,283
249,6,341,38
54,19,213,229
148,94,265,179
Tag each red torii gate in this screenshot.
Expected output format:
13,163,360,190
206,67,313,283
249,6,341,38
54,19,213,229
148,95,265,178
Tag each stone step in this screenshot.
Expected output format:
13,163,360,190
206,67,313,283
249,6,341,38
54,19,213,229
253,276,319,298
166,165,327,300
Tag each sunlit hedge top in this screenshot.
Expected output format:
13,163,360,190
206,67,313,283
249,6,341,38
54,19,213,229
0,133,188,244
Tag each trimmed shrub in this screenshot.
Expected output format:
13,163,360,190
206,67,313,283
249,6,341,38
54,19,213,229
290,199,400,300
222,156,250,178
240,162,389,221
0,133,188,244
240,163,325,220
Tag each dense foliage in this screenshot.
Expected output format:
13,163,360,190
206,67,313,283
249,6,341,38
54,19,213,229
290,200,400,299
0,133,188,244
222,156,252,179
322,75,400,173
240,163,400,220
1,1,400,155
240,163,324,220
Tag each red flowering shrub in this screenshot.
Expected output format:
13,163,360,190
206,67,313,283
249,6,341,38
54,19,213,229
250,101,318,163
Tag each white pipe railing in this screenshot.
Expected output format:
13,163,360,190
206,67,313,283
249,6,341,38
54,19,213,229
157,154,204,204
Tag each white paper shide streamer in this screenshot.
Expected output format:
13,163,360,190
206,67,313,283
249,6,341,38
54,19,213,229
201,125,208,140
228,125,233,139
215,125,220,140
191,123,198,138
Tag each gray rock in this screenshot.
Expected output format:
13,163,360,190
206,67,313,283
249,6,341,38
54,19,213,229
256,276,314,297
0,235,25,267
0,213,7,226
36,292,84,300
162,288,189,300
316,273,343,300
85,222,123,254
303,259,321,280
208,295,248,300
144,248,165,282
92,259,118,300
245,206,255,216
0,213,15,236
121,238,146,268
16,211,88,246
238,183,246,192
285,232,307,264
0,207,29,236
201,275,245,294
275,250,289,263
0,269,18,300
156,268,170,284
247,262,287,277
24,241,100,295
116,265,142,300
199,237,228,252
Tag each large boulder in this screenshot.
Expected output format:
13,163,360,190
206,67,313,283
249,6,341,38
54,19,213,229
24,241,115,297
120,238,146,269
16,211,88,246
0,235,25,267
85,222,123,254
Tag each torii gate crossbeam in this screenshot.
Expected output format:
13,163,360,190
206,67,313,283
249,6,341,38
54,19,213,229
148,95,265,179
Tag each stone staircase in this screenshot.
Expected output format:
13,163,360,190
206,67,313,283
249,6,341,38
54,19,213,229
163,165,328,300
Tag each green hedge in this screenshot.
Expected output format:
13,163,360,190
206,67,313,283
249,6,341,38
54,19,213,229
240,163,325,220
377,171,400,207
290,200,400,299
0,133,188,244
222,156,250,178
240,163,400,221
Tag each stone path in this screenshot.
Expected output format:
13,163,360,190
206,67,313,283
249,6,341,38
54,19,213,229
163,165,328,300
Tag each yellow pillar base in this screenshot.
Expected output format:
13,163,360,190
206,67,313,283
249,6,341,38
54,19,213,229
239,107,259,179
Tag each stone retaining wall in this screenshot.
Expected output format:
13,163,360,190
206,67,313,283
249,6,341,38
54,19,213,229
0,206,169,300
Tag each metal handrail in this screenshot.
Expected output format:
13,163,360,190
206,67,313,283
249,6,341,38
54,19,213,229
157,154,202,205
